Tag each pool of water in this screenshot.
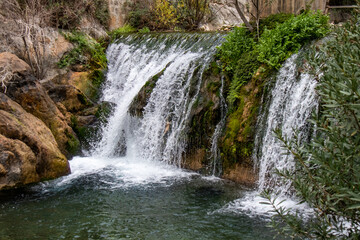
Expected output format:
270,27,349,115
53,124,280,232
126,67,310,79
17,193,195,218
0,157,277,240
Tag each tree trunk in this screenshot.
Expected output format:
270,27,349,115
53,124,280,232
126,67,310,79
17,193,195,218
235,0,254,32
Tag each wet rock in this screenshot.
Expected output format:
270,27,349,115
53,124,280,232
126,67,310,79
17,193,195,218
222,163,257,187
128,67,165,117
46,83,92,113
50,71,99,102
0,93,70,190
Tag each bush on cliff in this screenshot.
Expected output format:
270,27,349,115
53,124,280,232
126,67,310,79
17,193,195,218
257,11,329,69
58,32,107,98
217,11,329,106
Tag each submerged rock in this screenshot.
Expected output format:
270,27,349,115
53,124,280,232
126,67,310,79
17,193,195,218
0,93,70,190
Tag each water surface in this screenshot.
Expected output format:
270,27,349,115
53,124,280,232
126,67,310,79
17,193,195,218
0,157,277,240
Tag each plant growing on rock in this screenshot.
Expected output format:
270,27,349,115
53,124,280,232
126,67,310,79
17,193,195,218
257,10,329,69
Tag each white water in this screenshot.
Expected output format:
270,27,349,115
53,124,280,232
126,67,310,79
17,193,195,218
225,54,318,216
65,34,224,185
209,76,228,176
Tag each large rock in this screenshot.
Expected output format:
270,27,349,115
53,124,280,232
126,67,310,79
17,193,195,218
0,93,69,190
0,134,39,189
46,83,92,113
49,71,98,103
0,52,31,75
6,75,79,157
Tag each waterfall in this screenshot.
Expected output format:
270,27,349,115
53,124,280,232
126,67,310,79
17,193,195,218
209,75,228,176
92,33,224,166
254,54,318,195
222,53,318,215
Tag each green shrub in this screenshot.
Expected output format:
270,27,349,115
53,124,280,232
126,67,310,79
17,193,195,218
217,11,329,107
176,0,210,30
228,51,261,104
217,27,255,73
125,0,153,29
257,13,294,36
139,27,151,33
58,32,107,70
257,11,330,69
109,24,137,39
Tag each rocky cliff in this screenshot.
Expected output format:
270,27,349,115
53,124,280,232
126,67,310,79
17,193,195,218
0,39,107,190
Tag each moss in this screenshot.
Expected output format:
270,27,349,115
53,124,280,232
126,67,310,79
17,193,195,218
95,102,115,124
58,32,109,101
206,81,221,94
219,70,266,169
65,129,80,155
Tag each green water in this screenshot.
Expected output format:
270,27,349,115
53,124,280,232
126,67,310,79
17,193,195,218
0,157,277,240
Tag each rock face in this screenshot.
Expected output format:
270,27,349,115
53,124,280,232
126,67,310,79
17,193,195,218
0,52,31,75
6,75,79,157
0,93,70,190
253,0,326,17
108,0,129,30
200,0,249,31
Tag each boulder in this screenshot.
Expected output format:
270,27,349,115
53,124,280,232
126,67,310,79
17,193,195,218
49,71,98,102
0,93,70,190
6,76,79,157
0,52,31,75
0,134,39,189
46,83,92,113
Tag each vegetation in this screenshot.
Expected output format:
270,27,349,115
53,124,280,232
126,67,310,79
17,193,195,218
125,0,209,31
47,0,109,29
263,13,360,239
217,11,329,106
216,11,330,170
153,0,178,29
109,24,137,39
257,11,329,69
176,0,210,30
58,32,107,98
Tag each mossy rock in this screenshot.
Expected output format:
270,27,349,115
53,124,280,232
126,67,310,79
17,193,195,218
128,65,168,117
219,66,268,171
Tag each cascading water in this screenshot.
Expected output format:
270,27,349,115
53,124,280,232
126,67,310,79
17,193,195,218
0,33,283,240
255,54,318,195
93,33,224,165
209,75,228,176
222,53,318,215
